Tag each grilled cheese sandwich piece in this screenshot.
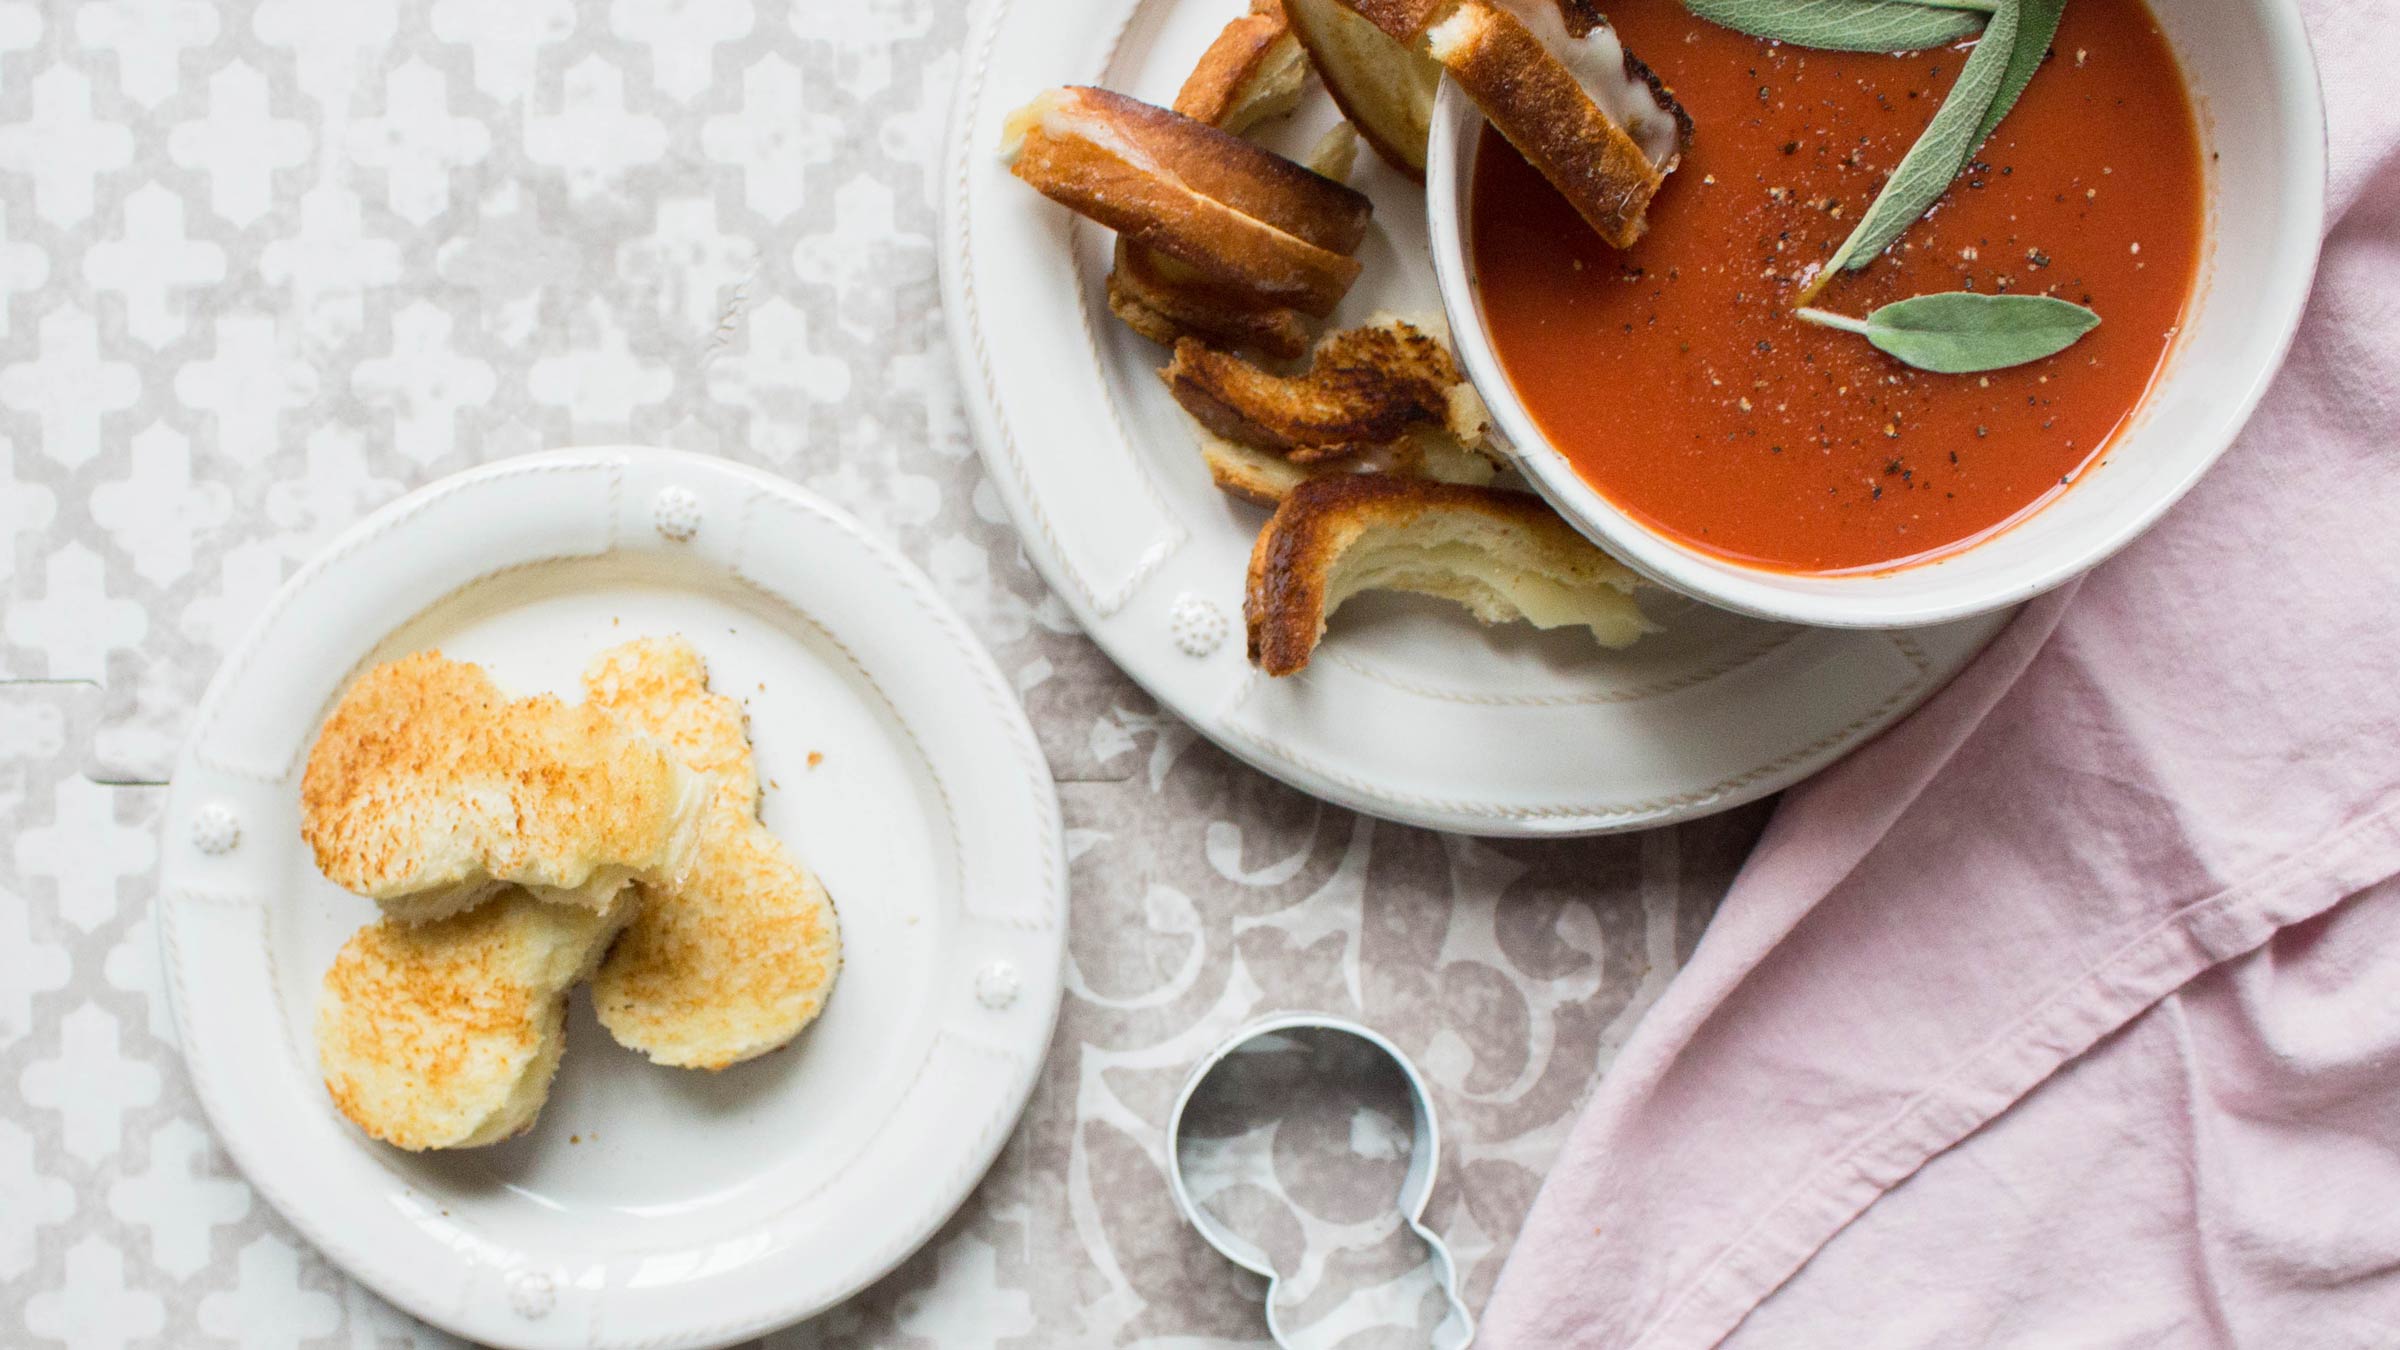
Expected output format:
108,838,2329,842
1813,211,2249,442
1289,0,1690,243
1108,0,1318,357
1162,317,1492,460
1245,474,1648,674
300,652,705,924
1174,317,1498,504
1286,0,1443,177
581,639,841,1071
1174,0,1310,132
1108,22,1366,359
1200,423,1496,506
317,888,634,1151
1110,240,1314,359
1427,0,1689,247
1002,86,1371,316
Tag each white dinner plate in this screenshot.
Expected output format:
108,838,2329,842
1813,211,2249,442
939,0,2013,835
157,448,1066,1350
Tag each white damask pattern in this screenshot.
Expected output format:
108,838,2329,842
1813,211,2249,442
0,0,1763,1344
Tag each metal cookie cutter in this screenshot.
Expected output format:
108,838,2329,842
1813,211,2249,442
1166,1013,1475,1349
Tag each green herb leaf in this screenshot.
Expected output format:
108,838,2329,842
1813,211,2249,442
1795,292,2099,372
1682,0,1989,53
1799,0,2018,298
1974,0,2065,142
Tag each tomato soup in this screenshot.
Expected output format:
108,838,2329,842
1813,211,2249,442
1470,0,2205,573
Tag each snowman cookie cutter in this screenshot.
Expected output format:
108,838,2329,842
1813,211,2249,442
1165,1013,1475,1349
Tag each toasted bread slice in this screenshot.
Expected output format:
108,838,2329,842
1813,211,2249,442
581,639,842,1071
1200,423,1497,505
1286,0,1443,177
1288,0,1688,243
301,653,705,924
1337,0,1454,38
1246,474,1648,674
317,888,634,1151
1427,0,1690,247
1110,240,1314,359
1107,3,1327,357
1163,317,1492,460
1175,0,1310,133
1003,86,1370,315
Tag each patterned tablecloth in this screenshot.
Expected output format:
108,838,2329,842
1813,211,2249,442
0,0,1768,1343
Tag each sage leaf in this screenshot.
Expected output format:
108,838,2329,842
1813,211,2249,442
1798,0,2017,298
1974,0,2066,143
1795,292,2099,373
1683,0,1988,53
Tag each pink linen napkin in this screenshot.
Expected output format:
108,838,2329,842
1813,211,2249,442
1480,3,2400,1344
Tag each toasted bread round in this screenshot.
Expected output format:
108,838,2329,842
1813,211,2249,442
581,638,843,1071
317,889,633,1151
300,652,703,920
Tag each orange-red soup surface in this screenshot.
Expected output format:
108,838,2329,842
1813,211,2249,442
1470,0,2206,573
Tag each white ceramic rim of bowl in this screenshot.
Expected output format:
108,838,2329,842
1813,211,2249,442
1426,2,2327,628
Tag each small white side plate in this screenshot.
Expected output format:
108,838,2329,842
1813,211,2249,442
939,0,2012,837
157,448,1066,1350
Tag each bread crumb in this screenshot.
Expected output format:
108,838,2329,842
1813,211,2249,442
807,751,824,768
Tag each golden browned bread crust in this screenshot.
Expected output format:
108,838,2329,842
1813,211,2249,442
1092,86,1368,254
1199,422,1498,505
1427,1,1672,248
1108,8,1356,354
1342,0,1454,40
1109,240,1313,359
1162,318,1487,459
1174,0,1309,132
1108,5,1323,356
1286,0,1444,177
1245,474,1647,674
317,888,633,1151
300,652,701,919
581,638,842,1071
1003,87,1370,315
